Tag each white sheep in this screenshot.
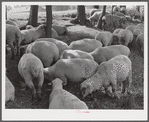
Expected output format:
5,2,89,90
35,38,69,56
95,31,114,46
49,78,88,109
6,24,22,59
44,58,98,85
26,41,59,67
18,53,44,102
5,76,15,103
90,45,130,65
52,24,68,35
20,24,46,45
60,49,94,60
80,55,132,99
69,38,103,53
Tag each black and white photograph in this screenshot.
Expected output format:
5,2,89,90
2,1,148,121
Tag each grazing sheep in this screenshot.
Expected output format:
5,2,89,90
136,33,144,56
125,25,136,33
60,49,94,60
5,76,15,103
44,58,98,85
80,55,132,99
20,24,46,45
18,53,44,102
90,45,130,65
26,41,59,67
6,20,17,26
6,24,22,59
95,31,114,46
49,78,88,109
52,24,68,35
35,38,69,56
69,38,102,53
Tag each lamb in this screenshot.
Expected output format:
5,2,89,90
26,41,59,67
60,49,94,60
6,24,22,59
35,38,69,56
90,45,130,65
43,58,98,85
20,24,46,45
5,76,15,103
6,20,17,26
49,78,88,109
52,24,68,35
136,33,144,57
80,55,132,99
18,53,44,102
69,38,102,53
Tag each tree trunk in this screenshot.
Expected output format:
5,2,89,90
96,5,106,29
27,5,38,27
78,6,86,25
46,5,52,38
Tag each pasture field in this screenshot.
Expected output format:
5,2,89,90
5,6,144,109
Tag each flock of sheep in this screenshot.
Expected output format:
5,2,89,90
6,6,144,109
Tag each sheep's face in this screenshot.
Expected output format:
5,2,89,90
112,34,121,45
80,80,96,98
38,24,46,30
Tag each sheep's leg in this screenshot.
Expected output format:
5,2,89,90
122,77,131,96
111,81,120,99
8,44,14,60
24,76,36,103
37,73,44,102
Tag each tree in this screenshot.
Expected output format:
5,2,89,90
27,5,38,27
96,5,106,29
70,5,90,26
46,5,52,38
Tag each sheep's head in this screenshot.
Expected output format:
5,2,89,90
80,79,96,99
111,34,121,45
52,78,63,90
26,25,35,30
37,24,46,30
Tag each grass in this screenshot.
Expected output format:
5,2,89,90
5,7,144,109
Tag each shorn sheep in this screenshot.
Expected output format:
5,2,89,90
5,76,15,103
26,41,59,67
69,38,103,53
20,24,46,45
60,49,94,60
49,78,88,109
18,53,44,102
35,38,69,56
90,45,130,65
6,24,22,59
43,58,98,85
80,55,132,99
